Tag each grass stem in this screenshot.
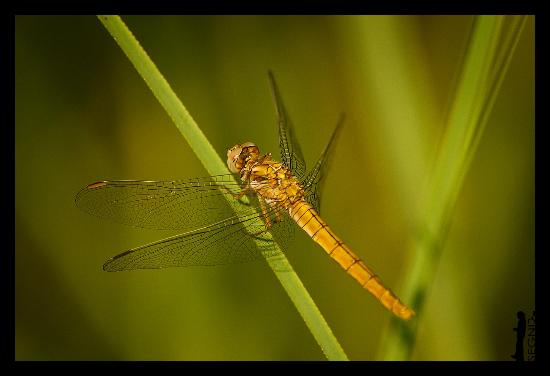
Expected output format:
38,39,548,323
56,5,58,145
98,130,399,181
97,15,348,361
380,15,528,360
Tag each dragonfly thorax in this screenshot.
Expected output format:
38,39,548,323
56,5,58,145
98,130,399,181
227,142,305,208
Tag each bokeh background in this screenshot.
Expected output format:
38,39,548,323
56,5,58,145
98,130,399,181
15,15,534,360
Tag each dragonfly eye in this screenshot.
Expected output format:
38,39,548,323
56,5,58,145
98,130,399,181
227,142,260,173
227,144,245,173
241,141,257,149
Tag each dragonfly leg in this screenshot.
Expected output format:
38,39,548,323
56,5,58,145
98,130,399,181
244,197,274,239
274,207,283,223
220,185,253,206
258,197,273,229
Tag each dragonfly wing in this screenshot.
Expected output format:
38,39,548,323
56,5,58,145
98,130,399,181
77,175,299,269
103,201,291,271
75,174,259,231
302,113,345,214
268,71,307,180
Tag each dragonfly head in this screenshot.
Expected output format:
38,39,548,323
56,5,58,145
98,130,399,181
227,142,260,173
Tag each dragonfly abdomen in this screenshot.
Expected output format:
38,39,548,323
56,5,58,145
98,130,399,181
288,200,415,321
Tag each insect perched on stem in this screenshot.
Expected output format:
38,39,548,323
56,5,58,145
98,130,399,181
76,71,414,320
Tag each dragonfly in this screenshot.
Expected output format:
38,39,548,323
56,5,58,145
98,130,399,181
76,71,415,321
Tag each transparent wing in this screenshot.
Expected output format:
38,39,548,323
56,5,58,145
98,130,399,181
302,113,345,214
76,175,258,231
102,198,296,271
268,71,307,180
76,175,296,270
102,209,281,271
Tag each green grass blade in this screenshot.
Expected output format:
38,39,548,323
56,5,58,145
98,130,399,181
380,15,528,360
97,15,348,361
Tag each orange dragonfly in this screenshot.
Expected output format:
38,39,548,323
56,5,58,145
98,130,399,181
76,72,414,320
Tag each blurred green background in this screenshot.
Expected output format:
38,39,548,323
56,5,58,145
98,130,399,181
15,15,534,360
